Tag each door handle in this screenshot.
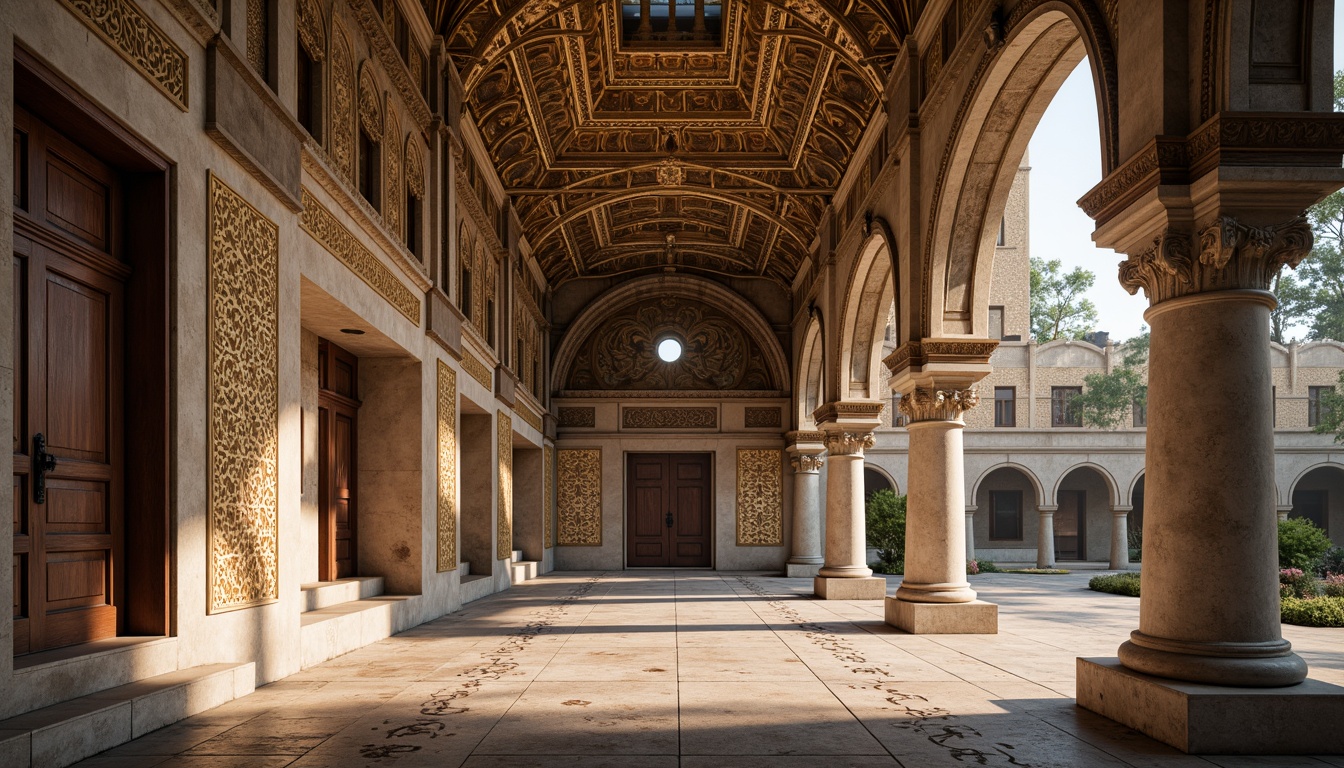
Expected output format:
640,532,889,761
665,511,674,528
33,433,57,504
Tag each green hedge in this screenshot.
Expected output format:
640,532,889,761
1281,596,1344,628
1089,572,1141,597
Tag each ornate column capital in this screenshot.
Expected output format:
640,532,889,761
897,386,979,424
1118,215,1312,305
822,431,875,456
790,454,825,473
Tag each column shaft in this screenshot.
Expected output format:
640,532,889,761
965,509,976,563
818,450,870,578
1117,290,1304,686
895,420,975,603
1037,508,1055,569
1110,509,1130,570
788,453,824,566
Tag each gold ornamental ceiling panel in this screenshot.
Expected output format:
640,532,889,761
440,0,907,287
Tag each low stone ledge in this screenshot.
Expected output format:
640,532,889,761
813,576,886,600
1076,657,1344,754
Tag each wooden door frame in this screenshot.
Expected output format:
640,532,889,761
1056,489,1086,561
13,47,171,650
316,338,360,581
622,451,715,569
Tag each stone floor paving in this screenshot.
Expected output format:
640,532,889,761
72,571,1344,767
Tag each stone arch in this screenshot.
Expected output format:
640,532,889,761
920,2,1118,339
1126,469,1145,510
971,462,1045,506
863,463,899,497
1289,462,1344,500
297,0,327,61
552,275,789,394
795,315,824,429
837,225,897,400
357,62,382,141
1285,463,1344,536
1051,462,1120,507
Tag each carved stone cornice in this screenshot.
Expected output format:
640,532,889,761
883,339,998,377
811,400,884,424
350,0,432,131
790,454,825,473
1118,215,1312,304
786,429,825,445
897,387,979,424
823,432,875,457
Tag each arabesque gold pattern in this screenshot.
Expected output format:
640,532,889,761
57,0,189,110
437,361,458,571
558,448,602,546
745,407,782,428
516,404,543,432
623,407,717,429
207,173,279,613
299,188,421,322
544,445,555,549
384,107,403,239
462,351,493,388
558,407,596,428
297,0,325,61
497,411,513,561
736,449,783,546
246,0,267,77
330,26,356,184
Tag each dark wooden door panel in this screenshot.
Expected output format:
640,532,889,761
318,339,360,581
626,453,712,567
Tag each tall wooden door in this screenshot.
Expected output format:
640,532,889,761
318,339,359,580
1055,490,1086,561
626,453,712,567
12,107,125,655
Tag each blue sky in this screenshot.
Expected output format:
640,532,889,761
1025,7,1344,342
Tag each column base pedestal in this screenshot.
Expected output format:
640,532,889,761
884,597,997,633
813,576,886,600
1077,657,1344,754
786,562,822,578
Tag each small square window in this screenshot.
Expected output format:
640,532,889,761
1309,386,1334,427
1052,386,1082,427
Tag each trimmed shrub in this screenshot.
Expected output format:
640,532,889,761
969,558,1000,574
1317,546,1344,578
871,560,904,575
1323,573,1344,598
1089,572,1141,597
1279,518,1332,572
1281,596,1344,628
866,490,906,573
1279,568,1320,599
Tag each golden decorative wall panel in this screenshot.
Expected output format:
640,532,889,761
543,445,555,549
623,407,717,429
207,173,280,613
436,361,458,571
559,407,596,428
330,27,356,184
299,188,421,322
358,63,383,140
57,0,189,110
384,107,403,238
516,404,543,432
745,407,782,428
497,411,513,561
736,449,783,546
246,0,267,78
405,136,426,200
461,351,492,388
558,448,602,546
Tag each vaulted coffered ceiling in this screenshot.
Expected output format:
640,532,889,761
434,0,916,287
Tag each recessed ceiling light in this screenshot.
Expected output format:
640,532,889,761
340,328,366,335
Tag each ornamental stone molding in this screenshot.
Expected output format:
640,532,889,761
1118,215,1312,305
823,431,876,457
791,454,825,473
897,387,980,424
883,339,998,378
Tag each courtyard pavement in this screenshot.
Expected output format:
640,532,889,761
73,571,1344,767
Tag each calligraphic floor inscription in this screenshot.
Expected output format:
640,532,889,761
72,572,1344,766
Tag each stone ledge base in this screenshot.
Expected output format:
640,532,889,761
884,598,998,634
786,563,822,578
813,576,886,600
1076,657,1344,754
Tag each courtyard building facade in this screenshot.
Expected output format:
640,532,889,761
0,0,1341,762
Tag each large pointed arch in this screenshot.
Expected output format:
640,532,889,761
837,223,898,401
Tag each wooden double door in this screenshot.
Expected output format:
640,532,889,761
626,453,712,567
317,339,360,580
12,107,126,654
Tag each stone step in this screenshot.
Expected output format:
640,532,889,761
299,576,385,612
511,549,523,563
0,662,254,768
299,596,417,669
511,560,539,583
460,574,494,604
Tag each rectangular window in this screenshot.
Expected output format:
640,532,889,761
1309,386,1333,427
988,306,1004,340
460,261,472,318
487,298,496,347
1132,398,1146,427
405,195,420,257
994,387,1015,427
358,128,378,209
990,491,1022,540
296,42,319,140
1052,386,1082,427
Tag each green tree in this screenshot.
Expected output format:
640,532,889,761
1071,329,1149,430
865,490,906,571
1270,271,1311,345
1029,257,1099,342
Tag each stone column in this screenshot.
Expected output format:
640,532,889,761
1036,506,1056,568
786,431,826,578
638,0,652,37
812,401,886,600
693,0,706,34
885,386,997,633
1277,506,1291,523
1110,506,1132,570
964,507,977,562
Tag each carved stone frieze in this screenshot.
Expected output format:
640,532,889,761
437,362,458,571
558,448,602,546
330,26,356,185
297,0,325,61
57,0,189,110
897,387,980,424
207,174,279,613
558,406,596,428
1118,216,1312,304
299,188,421,322
358,64,383,140
383,108,403,239
623,407,717,429
516,404,543,432
883,339,999,377
737,449,783,546
497,411,513,561
744,407,782,428
350,0,432,130
405,136,426,200
790,454,825,473
543,445,555,549
246,0,267,77
823,431,875,457
461,351,493,388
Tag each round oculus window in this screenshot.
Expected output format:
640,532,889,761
656,337,683,363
